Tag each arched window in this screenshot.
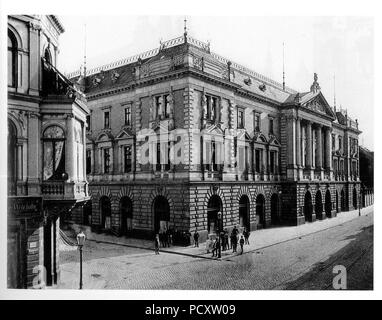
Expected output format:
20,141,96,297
8,30,18,87
8,121,17,195
43,126,66,181
44,48,52,64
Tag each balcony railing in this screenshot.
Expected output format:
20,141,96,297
41,180,89,201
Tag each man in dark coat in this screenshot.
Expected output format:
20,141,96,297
193,230,199,247
231,232,237,253
239,235,245,254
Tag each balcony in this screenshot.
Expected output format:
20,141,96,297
41,180,90,202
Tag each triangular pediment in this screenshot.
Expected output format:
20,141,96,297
116,128,134,140
301,92,335,119
253,132,268,144
202,124,224,135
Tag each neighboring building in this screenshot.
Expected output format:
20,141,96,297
67,30,362,243
359,146,374,189
7,15,90,288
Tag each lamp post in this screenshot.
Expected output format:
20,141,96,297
217,211,222,259
76,230,86,289
358,187,362,217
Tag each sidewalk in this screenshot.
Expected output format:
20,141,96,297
78,206,374,261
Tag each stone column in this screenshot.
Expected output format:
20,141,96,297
82,122,87,181
65,115,75,181
17,143,23,180
325,126,332,171
316,124,322,169
296,117,301,167
306,121,312,168
90,145,95,174
27,113,40,195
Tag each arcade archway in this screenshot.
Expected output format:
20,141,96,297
256,194,266,228
325,190,332,217
304,191,313,221
207,195,223,234
120,197,133,235
239,195,250,231
153,196,170,234
270,193,280,225
100,196,111,230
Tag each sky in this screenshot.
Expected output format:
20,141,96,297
57,16,374,150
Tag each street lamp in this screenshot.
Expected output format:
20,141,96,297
217,211,222,259
76,230,86,289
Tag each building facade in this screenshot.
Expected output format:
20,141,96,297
68,32,361,243
7,15,90,288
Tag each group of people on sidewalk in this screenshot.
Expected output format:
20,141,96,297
154,226,251,256
205,226,251,257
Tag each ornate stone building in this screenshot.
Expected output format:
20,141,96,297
7,15,90,288
68,30,361,242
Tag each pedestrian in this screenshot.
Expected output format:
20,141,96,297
166,228,171,247
224,230,229,251
239,235,245,254
244,229,250,245
220,230,226,251
193,230,199,247
154,234,160,255
212,239,218,257
231,233,237,253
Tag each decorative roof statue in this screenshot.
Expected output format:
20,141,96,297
310,72,321,94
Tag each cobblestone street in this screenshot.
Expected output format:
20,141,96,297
58,207,373,290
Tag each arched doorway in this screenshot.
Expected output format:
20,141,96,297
207,195,223,234
271,193,279,225
256,194,266,228
340,189,346,212
315,191,323,219
239,195,250,231
153,196,170,234
83,201,92,225
353,188,358,209
325,190,332,218
120,197,133,235
8,120,17,195
304,191,313,221
100,196,111,230
336,190,339,213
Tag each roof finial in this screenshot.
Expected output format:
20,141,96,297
184,16,188,42
83,23,87,77
333,73,336,112
282,42,285,91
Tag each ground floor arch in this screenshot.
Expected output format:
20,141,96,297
270,193,280,225
100,196,111,230
239,195,250,231
341,189,346,212
325,190,332,218
207,195,223,234
304,191,313,221
353,188,358,209
153,196,170,234
120,196,133,235
83,201,92,225
256,194,266,228
315,191,323,219
336,190,339,213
